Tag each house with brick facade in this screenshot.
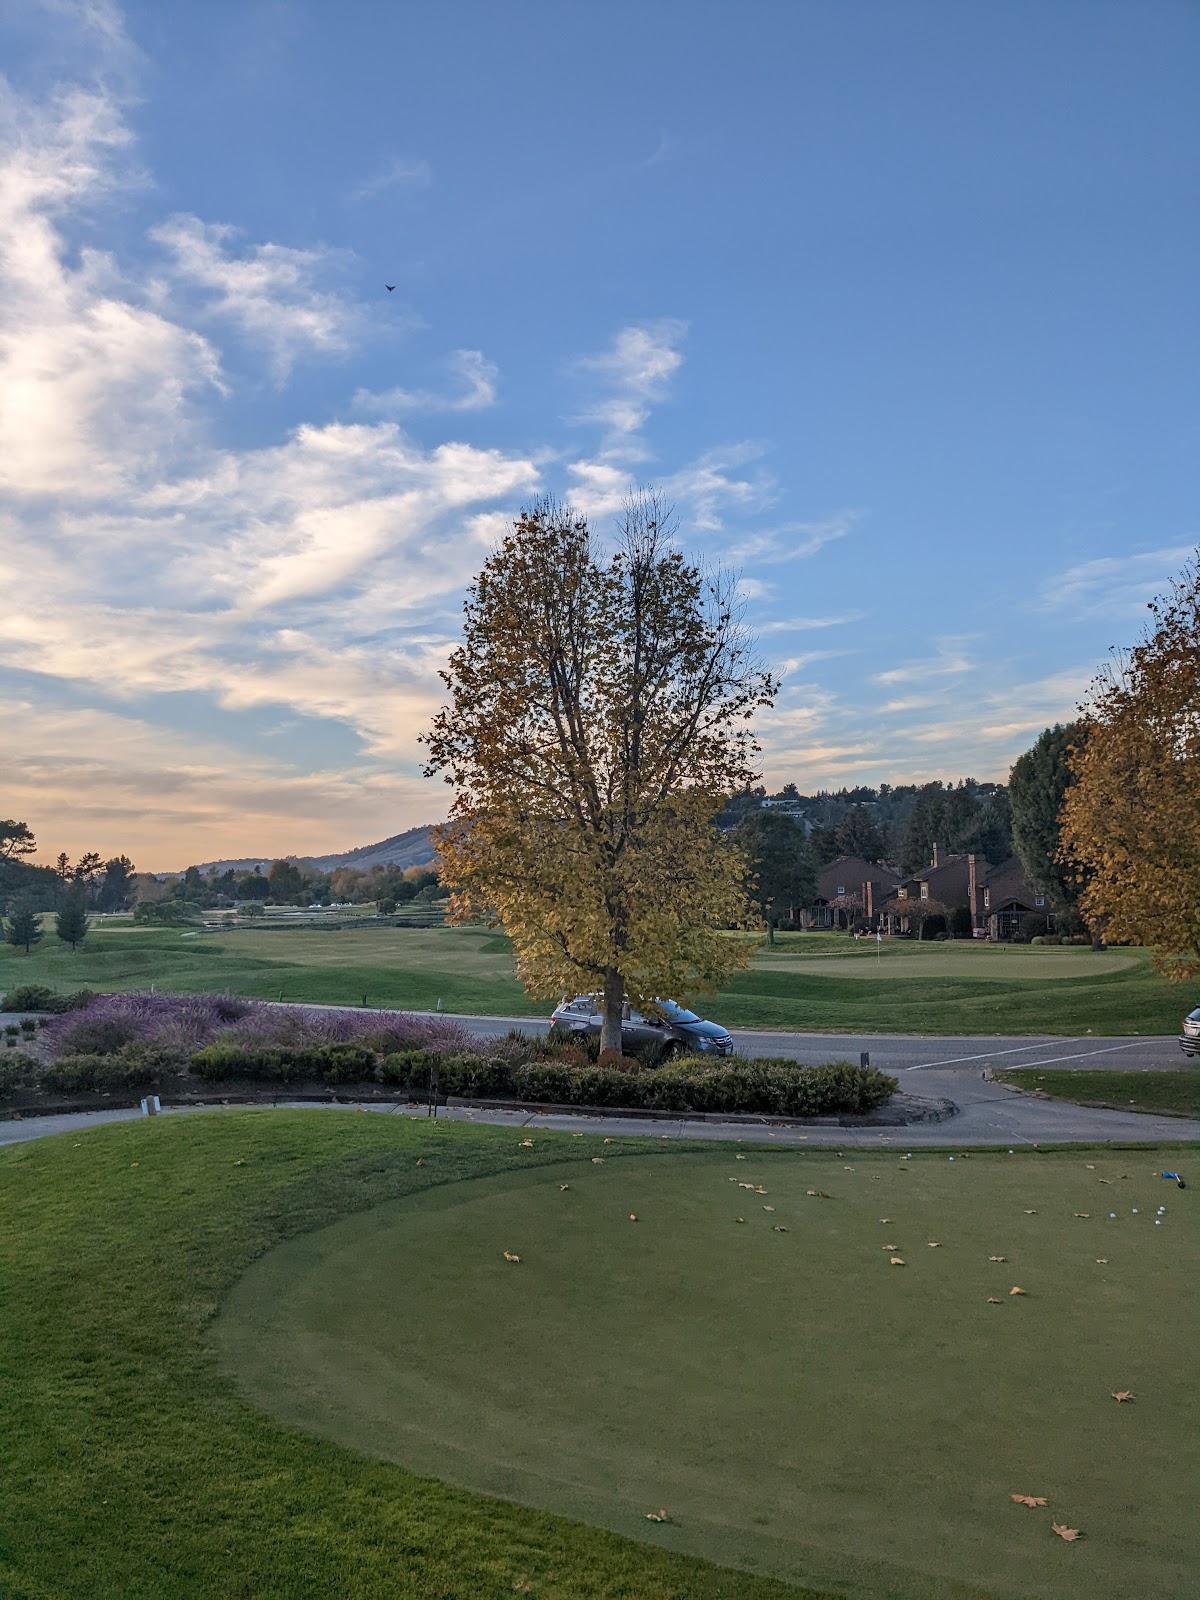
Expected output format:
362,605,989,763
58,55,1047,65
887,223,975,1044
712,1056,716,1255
806,842,1049,939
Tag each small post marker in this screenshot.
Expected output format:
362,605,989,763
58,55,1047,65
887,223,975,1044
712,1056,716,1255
860,1051,870,1070
428,1066,440,1119
140,1094,161,1117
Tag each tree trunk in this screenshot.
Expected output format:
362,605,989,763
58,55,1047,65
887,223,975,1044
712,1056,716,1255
599,967,625,1056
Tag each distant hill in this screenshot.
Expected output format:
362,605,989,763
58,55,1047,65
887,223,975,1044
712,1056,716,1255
186,824,438,878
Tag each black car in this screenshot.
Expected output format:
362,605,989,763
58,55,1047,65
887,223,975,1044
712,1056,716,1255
550,996,734,1058
1180,1007,1200,1057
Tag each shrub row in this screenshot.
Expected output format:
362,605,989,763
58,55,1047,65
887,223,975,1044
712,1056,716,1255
1,985,96,1015
190,1039,895,1117
40,1043,172,1094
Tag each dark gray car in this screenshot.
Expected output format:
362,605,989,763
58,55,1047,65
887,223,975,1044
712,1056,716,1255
550,995,734,1058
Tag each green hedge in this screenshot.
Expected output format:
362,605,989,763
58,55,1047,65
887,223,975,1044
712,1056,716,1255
1,985,96,1014
191,1040,377,1086
40,1044,169,1094
379,1050,896,1117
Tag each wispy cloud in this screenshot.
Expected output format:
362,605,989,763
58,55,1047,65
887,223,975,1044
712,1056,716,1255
1036,544,1195,619
349,154,432,203
575,318,687,446
874,636,975,685
728,511,861,564
151,214,367,381
759,611,864,635
352,349,498,414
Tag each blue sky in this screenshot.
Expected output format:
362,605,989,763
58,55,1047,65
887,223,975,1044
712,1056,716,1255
1,0,1196,866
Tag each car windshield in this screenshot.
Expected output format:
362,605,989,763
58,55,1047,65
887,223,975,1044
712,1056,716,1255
1189,1008,1200,1021
656,1000,701,1024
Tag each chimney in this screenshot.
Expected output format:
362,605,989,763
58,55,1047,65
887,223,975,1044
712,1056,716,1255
968,853,980,927
931,841,939,869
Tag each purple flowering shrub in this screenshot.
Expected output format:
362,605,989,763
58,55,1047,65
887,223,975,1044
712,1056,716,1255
44,991,478,1068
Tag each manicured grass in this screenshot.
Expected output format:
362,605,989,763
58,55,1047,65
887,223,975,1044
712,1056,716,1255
0,922,1189,1034
218,1135,1199,1600
0,1112,806,1600
997,1068,1200,1117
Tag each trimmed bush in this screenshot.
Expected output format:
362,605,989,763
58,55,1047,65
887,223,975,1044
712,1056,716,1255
2,985,59,1013
0,1053,36,1095
191,1039,377,1086
40,1044,169,1095
54,1015,139,1056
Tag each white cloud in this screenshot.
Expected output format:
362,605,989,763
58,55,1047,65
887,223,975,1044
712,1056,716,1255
728,511,860,564
349,154,432,203
575,318,687,446
874,637,975,685
150,214,367,380
1037,545,1195,619
353,349,498,414
759,612,864,635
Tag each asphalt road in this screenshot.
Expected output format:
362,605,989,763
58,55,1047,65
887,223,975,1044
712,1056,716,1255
422,1011,1188,1072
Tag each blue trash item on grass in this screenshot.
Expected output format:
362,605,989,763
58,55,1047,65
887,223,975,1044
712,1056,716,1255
1160,1171,1186,1188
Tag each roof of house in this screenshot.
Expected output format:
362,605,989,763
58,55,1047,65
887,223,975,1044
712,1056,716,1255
816,856,900,900
899,854,971,904
983,855,1042,910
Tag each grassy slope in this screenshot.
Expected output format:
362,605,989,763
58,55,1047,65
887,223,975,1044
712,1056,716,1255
0,923,1189,1035
0,1112,808,1600
997,1068,1200,1116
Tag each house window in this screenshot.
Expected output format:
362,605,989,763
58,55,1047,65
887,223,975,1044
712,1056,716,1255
1035,894,1045,908
836,884,845,896
983,888,990,909
920,883,929,901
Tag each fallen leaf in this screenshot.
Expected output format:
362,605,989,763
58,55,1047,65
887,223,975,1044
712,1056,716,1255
735,1154,746,1161
1111,1390,1134,1403
519,1139,534,1148
1095,1258,1108,1264
1073,1212,1090,1218
1009,1285,1027,1296
879,1218,892,1224
754,1186,768,1195
559,1183,569,1191
591,1157,604,1164
772,1224,789,1233
806,1189,830,1199
927,1241,941,1248
1098,1178,1112,1185
502,1251,521,1264
881,1243,899,1251
603,1137,613,1145
762,1204,775,1212
735,1216,745,1224
1051,1524,1082,1542
645,1509,671,1523
989,1255,1008,1262
1024,1209,1038,1215
890,1256,906,1266
1010,1494,1048,1508
233,1159,246,1167
987,1297,1002,1304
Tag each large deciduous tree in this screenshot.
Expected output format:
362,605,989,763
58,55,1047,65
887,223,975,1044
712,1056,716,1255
1009,723,1087,913
1060,556,1200,978
424,495,776,1053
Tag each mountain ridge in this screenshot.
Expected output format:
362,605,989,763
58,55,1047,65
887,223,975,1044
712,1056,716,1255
183,824,439,877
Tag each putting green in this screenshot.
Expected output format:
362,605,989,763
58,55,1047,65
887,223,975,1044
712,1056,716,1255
217,1147,1198,1600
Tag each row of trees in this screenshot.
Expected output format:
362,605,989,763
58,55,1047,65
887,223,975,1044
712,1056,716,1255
4,897,89,954
1,823,137,915
155,859,441,911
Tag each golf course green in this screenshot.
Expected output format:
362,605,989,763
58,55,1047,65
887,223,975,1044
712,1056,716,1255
0,920,1187,1034
218,1139,1198,1600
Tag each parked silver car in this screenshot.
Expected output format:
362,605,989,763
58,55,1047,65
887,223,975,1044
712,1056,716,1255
550,995,734,1058
1180,1007,1200,1057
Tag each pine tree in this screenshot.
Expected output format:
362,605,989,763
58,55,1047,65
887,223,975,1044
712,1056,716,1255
55,892,90,951
4,900,42,954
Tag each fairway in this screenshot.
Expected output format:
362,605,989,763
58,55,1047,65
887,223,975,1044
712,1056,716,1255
218,1145,1198,1600
0,920,1187,1034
